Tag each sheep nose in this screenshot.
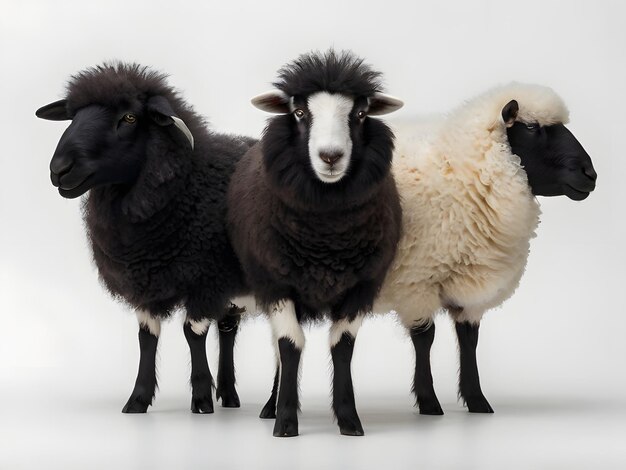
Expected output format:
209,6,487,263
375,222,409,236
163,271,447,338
583,165,597,182
319,150,343,166
50,154,75,187
50,154,74,176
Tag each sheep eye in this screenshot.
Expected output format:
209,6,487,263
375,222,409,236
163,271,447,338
294,109,305,119
357,110,366,119
123,113,137,124
526,123,539,130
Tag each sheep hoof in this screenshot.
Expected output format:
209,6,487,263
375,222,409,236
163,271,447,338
339,425,365,437
122,395,150,414
259,401,277,419
418,398,444,415
338,414,365,436
216,388,240,408
466,395,494,413
191,397,214,414
273,417,298,437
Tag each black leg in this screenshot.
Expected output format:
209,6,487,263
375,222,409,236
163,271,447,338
455,321,494,413
259,364,279,419
410,323,443,415
122,325,158,413
184,322,214,414
331,332,364,436
273,338,301,437
216,308,241,408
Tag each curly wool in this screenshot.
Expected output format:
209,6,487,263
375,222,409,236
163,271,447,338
374,83,568,326
273,49,383,98
228,144,401,322
66,63,178,115
228,51,401,323
69,63,253,320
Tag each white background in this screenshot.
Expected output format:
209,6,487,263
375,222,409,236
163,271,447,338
1,1,625,469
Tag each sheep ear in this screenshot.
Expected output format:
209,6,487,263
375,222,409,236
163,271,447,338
36,99,70,121
147,95,194,150
368,93,404,116
251,90,291,114
502,100,519,128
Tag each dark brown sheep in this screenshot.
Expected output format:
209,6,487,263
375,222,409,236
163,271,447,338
227,49,403,437
36,63,254,415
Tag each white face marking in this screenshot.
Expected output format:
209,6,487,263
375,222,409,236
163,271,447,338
269,299,305,350
329,316,363,347
136,310,161,337
306,92,354,183
187,318,210,336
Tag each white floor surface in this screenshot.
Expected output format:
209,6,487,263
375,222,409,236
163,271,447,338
2,370,625,470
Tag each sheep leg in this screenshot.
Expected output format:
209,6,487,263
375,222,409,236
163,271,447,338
455,321,494,413
259,364,279,419
410,322,443,415
330,316,364,436
122,311,160,413
270,300,304,437
184,318,214,414
216,304,242,408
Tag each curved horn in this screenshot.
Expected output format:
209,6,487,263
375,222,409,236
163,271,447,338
147,95,195,150
171,116,194,150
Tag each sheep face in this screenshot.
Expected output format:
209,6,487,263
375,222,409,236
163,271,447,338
303,92,355,183
503,100,597,201
252,89,402,203
36,96,194,199
507,122,597,201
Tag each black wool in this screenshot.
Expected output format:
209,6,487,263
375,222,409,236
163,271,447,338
52,62,254,320
273,49,383,98
38,62,254,413
228,50,401,322
227,50,402,436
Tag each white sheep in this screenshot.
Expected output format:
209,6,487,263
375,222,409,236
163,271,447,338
375,83,597,414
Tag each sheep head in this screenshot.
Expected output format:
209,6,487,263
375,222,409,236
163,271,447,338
251,49,403,207
36,63,195,199
503,99,597,201
253,89,402,184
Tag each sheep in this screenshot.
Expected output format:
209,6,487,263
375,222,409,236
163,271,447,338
35,62,255,414
227,49,404,437
374,83,597,415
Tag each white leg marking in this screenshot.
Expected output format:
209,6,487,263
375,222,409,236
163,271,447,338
270,299,305,350
136,310,161,337
307,92,354,183
231,295,257,315
329,316,364,348
187,317,210,336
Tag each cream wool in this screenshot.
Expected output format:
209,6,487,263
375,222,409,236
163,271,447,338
376,83,570,326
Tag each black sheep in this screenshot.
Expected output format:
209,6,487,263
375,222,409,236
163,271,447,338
36,63,253,413
227,50,404,437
